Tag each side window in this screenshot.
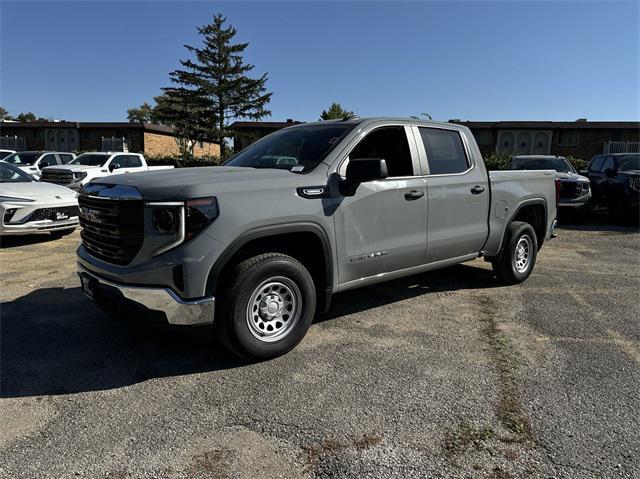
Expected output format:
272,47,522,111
349,126,414,177
59,154,74,164
419,128,469,175
121,155,142,168
602,156,615,173
39,154,58,168
589,156,605,172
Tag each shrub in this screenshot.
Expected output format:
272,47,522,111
145,155,221,168
566,155,588,172
483,152,512,171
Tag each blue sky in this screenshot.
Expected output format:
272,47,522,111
1,1,639,122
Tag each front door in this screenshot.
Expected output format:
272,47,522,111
333,125,428,285
413,126,490,263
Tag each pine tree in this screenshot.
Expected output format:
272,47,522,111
161,14,272,160
320,103,355,120
127,102,156,123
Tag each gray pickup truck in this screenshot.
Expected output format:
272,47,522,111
76,118,558,359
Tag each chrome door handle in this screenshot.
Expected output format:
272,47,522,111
404,190,424,200
471,185,486,194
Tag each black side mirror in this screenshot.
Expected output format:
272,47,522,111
604,168,616,178
109,162,121,172
342,158,388,196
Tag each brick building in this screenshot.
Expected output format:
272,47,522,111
0,121,219,158
451,120,640,160
230,118,639,160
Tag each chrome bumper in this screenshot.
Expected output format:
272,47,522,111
78,264,214,326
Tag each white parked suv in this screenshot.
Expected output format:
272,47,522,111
0,162,79,237
2,151,76,179
41,152,174,190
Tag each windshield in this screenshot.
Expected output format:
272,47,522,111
513,157,574,173
3,152,41,166
225,124,356,173
69,154,108,166
0,162,34,182
618,154,640,171
0,151,14,160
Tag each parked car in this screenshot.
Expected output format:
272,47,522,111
76,118,558,360
2,151,76,179
0,162,79,237
0,149,16,160
586,153,640,218
41,152,174,191
510,155,591,211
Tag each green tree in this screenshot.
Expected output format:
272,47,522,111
162,13,272,160
0,106,11,121
16,112,37,122
320,103,354,120
127,102,156,123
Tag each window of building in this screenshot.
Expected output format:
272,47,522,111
349,126,414,177
419,128,469,175
81,130,92,141
557,130,579,146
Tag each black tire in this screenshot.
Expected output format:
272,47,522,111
216,253,316,360
50,227,76,238
492,221,538,285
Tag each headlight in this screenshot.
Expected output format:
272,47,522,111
0,196,35,202
148,197,219,256
73,172,88,181
629,177,640,191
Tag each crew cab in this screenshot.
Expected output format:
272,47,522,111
76,118,558,360
41,152,173,190
2,151,76,179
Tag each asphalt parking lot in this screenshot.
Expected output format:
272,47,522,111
1,219,639,479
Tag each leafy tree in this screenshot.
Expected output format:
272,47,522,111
0,106,11,120
16,112,37,122
320,103,354,120
127,102,156,123
162,13,272,160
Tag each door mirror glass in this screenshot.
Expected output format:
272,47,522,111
109,162,121,172
342,158,388,195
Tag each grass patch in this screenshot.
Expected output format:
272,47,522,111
443,421,495,456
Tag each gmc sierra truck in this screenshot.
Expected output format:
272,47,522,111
76,118,558,359
41,152,173,191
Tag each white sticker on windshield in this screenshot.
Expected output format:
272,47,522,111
291,165,305,172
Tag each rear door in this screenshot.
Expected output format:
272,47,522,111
413,126,490,263
333,124,428,285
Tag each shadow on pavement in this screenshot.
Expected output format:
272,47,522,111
0,233,62,248
1,262,500,398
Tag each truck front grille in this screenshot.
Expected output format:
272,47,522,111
78,195,144,266
41,170,73,185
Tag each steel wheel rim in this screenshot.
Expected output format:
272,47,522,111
513,235,532,273
246,276,302,343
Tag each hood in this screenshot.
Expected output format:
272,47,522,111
1,181,77,200
43,164,104,172
556,171,589,183
94,166,306,200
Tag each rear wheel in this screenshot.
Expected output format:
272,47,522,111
217,253,316,360
50,227,76,239
492,221,538,284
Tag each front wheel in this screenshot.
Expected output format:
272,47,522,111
217,253,317,360
492,221,538,284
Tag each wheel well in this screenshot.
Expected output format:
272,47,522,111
212,231,331,311
512,203,546,249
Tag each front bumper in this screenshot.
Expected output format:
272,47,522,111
78,264,215,326
1,217,79,235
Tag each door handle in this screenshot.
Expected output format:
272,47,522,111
404,190,424,200
470,185,486,194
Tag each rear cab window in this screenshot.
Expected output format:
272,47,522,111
418,128,470,175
